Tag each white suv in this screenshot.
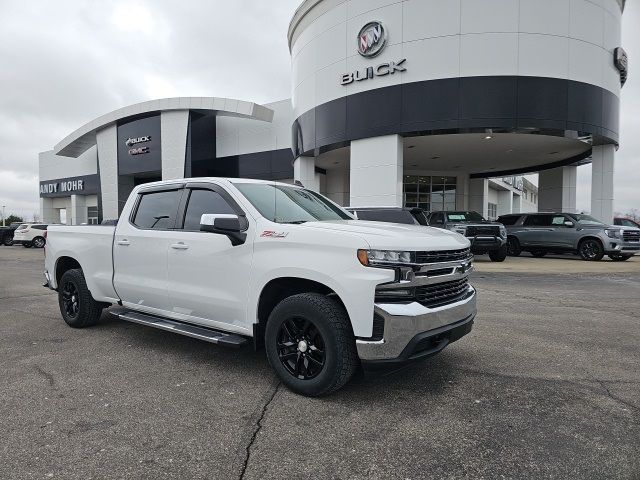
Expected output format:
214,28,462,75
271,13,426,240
13,224,48,248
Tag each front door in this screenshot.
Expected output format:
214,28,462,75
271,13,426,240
166,185,254,333
113,186,184,314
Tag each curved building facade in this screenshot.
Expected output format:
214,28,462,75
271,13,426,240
39,0,627,224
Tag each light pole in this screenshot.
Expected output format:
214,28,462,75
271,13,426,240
1,206,5,227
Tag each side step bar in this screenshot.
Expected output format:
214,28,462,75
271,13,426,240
113,309,248,348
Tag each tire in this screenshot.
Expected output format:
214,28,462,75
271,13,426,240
609,254,633,262
4,236,13,246
58,269,105,328
578,238,605,261
489,245,508,262
530,250,547,258
265,293,358,397
506,237,522,257
32,236,46,249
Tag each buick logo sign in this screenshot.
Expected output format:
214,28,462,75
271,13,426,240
358,21,386,58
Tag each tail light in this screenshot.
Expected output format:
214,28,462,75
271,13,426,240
43,231,47,256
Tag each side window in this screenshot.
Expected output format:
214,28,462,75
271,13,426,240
524,215,552,227
356,210,416,225
498,216,519,226
182,189,236,231
133,189,182,230
430,213,444,225
551,215,566,226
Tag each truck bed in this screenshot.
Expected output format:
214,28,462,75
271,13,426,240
45,225,119,303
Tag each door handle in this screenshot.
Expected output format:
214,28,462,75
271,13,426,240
117,240,130,246
171,242,189,250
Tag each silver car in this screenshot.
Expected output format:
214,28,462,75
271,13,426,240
497,213,640,261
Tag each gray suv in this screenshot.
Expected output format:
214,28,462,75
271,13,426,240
498,213,640,261
427,211,508,262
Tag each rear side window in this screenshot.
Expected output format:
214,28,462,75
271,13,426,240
32,225,47,230
497,216,519,226
133,189,182,229
355,210,417,225
523,215,552,227
182,189,236,231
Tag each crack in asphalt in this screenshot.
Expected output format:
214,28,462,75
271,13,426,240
597,379,640,412
33,365,55,388
239,380,281,480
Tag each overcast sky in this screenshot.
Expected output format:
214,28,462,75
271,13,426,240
0,0,638,219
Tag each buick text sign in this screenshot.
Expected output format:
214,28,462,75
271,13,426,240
39,174,99,198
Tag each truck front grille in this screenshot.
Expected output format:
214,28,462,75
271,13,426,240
416,278,471,308
623,231,640,242
466,226,500,237
415,248,471,264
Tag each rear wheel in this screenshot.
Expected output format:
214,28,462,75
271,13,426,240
3,236,14,246
578,238,604,261
488,245,508,262
506,237,521,257
530,250,547,258
58,269,105,328
32,236,46,249
609,254,633,262
265,293,358,397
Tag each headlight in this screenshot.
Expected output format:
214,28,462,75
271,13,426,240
450,224,467,235
358,249,414,267
605,228,622,239
499,225,507,237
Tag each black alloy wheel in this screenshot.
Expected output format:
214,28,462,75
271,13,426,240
507,237,521,256
609,254,632,262
578,239,604,261
277,317,326,380
61,280,80,319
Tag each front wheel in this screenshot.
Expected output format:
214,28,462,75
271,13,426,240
578,239,605,261
265,293,358,397
58,269,105,328
507,237,522,257
489,245,508,262
609,254,633,262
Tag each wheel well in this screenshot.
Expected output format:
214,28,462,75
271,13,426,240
254,277,347,350
55,257,82,286
578,236,604,249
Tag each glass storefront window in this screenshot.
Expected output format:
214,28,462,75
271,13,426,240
403,175,457,212
87,206,99,225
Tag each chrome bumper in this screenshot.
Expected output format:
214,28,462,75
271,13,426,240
356,286,477,362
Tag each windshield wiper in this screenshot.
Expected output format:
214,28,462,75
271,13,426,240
282,220,308,224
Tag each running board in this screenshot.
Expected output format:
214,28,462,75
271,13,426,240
115,309,248,348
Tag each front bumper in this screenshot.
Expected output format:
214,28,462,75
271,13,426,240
468,236,505,252
356,287,477,367
606,240,640,255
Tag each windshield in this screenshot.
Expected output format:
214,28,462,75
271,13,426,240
446,212,485,223
234,183,352,224
572,214,606,226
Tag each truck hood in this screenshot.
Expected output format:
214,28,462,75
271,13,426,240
298,220,470,250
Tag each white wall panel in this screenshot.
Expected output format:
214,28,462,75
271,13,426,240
315,23,348,71
519,34,569,80
603,9,621,50
346,2,404,51
520,0,570,37
402,35,460,83
570,0,605,46
461,0,519,34
568,39,604,89
345,43,405,96
316,60,348,105
460,33,519,77
403,0,461,42
347,0,401,19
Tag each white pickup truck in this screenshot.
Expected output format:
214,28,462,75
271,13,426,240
44,178,476,396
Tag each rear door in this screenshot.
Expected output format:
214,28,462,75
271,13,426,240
518,215,552,246
113,185,184,315
166,183,254,331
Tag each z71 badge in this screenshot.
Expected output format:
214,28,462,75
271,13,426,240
260,231,289,238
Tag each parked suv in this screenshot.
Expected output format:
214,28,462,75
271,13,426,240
346,207,428,226
498,213,640,261
12,223,48,248
614,217,640,229
0,222,23,246
427,211,508,262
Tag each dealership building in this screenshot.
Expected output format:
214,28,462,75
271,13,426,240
40,0,626,225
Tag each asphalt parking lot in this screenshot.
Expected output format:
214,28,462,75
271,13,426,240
1,246,638,479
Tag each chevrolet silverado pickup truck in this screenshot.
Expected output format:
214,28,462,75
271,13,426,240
44,179,476,396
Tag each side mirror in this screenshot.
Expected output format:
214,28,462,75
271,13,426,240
200,214,247,246
564,221,575,228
